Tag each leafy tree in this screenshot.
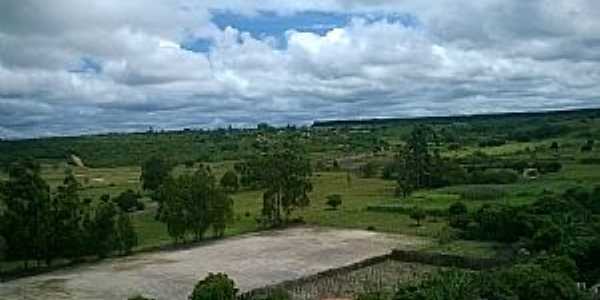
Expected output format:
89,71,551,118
394,270,481,300
189,273,238,300
46,170,87,263
220,170,239,192
472,204,533,242
325,194,342,210
156,169,233,242
550,141,560,152
155,176,193,243
0,234,6,262
496,263,587,300
115,211,138,254
247,144,312,227
114,189,143,212
532,224,563,252
359,161,378,178
448,202,469,229
87,195,118,258
409,207,426,226
140,157,172,191
0,159,51,266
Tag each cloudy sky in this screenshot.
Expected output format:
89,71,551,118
1,0,599,138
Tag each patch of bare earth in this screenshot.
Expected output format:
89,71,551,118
0,226,429,300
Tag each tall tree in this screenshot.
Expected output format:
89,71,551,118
46,169,87,264
248,143,313,227
219,170,239,193
115,211,138,255
88,195,118,258
0,160,51,266
140,157,172,191
156,168,233,242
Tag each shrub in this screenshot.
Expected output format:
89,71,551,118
472,204,533,242
478,138,506,148
220,170,240,192
448,185,507,201
189,273,238,300
128,296,155,300
469,169,519,185
325,194,342,210
251,288,291,300
496,264,586,300
114,189,143,212
409,207,426,226
532,224,563,251
534,161,562,174
359,161,379,178
448,202,469,229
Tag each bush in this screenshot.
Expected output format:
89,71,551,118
409,207,426,226
471,204,533,242
451,185,507,201
534,161,562,174
325,194,342,210
532,224,563,251
359,161,379,178
251,289,291,300
478,138,506,148
496,264,586,300
220,170,239,192
468,169,519,185
189,273,238,300
114,189,143,212
128,296,155,300
448,202,469,229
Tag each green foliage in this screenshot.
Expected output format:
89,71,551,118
393,264,590,300
448,202,469,229
392,126,467,194
468,169,519,185
325,194,342,210
114,189,143,212
409,206,426,226
87,196,119,258
155,168,233,242
355,290,390,300
532,224,563,251
471,204,532,242
394,270,481,300
251,289,291,300
189,273,238,300
450,185,507,201
0,159,51,263
359,161,379,178
140,157,173,191
220,170,239,192
128,295,155,300
246,144,312,227
115,212,138,254
495,263,587,300
0,159,138,266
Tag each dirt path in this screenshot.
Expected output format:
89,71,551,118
0,227,429,300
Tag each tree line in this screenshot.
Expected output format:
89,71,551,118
0,160,137,269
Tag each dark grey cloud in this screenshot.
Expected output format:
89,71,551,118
0,0,599,139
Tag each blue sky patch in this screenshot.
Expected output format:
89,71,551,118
179,10,421,52
70,57,102,74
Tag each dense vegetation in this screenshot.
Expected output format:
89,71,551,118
0,160,137,269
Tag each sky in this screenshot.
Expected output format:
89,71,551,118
1,0,600,139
